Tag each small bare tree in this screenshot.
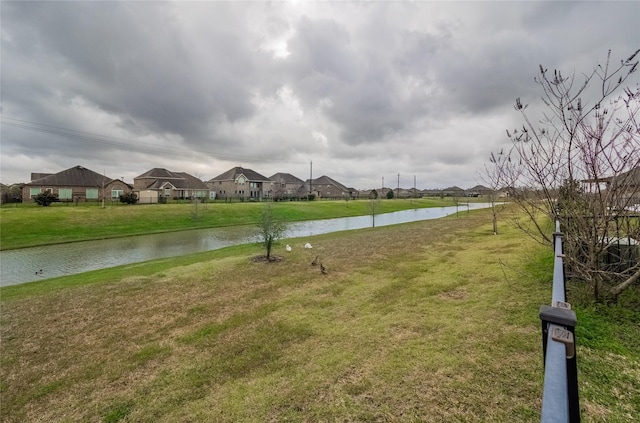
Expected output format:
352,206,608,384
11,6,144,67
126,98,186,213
257,201,288,261
496,50,640,302
482,148,514,235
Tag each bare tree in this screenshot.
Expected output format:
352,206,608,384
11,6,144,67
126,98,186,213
257,201,288,261
482,148,514,235
498,50,640,302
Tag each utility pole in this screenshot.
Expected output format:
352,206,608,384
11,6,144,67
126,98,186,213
102,170,105,209
414,175,416,199
397,173,400,199
309,161,313,197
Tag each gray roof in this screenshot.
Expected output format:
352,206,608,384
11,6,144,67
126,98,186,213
269,173,304,184
174,172,209,189
135,168,184,180
307,175,349,191
208,166,270,182
135,168,208,190
467,185,492,192
26,166,115,187
296,175,351,196
30,173,53,181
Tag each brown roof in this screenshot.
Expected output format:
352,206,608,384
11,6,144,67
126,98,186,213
297,175,350,196
135,168,208,190
26,166,115,187
308,175,349,191
174,172,209,189
208,166,270,182
269,173,304,184
134,168,184,180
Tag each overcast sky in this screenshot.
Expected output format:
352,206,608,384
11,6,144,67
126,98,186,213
1,1,638,189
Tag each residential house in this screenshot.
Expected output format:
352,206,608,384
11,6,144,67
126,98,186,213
602,166,640,210
394,188,417,199
1,183,24,204
441,186,466,197
207,167,271,200
22,165,132,203
422,188,443,197
134,168,210,203
466,185,494,197
269,173,304,200
297,175,355,199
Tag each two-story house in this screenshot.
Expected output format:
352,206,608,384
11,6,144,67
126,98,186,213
269,173,305,200
207,167,271,200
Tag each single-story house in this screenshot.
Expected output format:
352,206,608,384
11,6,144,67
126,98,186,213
207,167,271,200
422,188,443,197
134,168,210,203
22,165,132,203
466,185,494,197
441,186,466,197
297,175,355,199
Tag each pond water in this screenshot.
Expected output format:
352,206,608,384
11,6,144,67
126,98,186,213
0,203,492,286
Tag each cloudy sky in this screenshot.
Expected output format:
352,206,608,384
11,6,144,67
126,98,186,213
1,1,638,189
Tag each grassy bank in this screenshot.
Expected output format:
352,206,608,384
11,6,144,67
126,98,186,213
1,210,637,422
0,198,456,250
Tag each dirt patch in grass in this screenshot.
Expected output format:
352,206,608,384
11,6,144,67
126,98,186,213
251,255,285,263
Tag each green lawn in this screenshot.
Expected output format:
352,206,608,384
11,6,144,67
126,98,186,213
1,209,637,422
0,198,457,250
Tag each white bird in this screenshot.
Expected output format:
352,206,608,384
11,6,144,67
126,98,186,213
285,244,292,252
304,243,313,249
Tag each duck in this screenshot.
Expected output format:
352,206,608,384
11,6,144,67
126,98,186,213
311,256,318,266
286,244,292,252
320,263,327,274
304,243,313,249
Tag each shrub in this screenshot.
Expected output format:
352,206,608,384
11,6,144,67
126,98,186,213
33,192,58,206
119,192,138,205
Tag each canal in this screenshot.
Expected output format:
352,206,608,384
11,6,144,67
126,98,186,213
1,203,492,286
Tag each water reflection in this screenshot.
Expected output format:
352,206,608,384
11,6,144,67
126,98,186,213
1,203,491,286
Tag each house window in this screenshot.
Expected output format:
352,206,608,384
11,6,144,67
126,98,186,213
164,188,171,197
112,187,124,199
58,188,72,200
29,187,41,198
86,188,98,199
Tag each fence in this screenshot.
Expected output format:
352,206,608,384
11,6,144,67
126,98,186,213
539,220,580,422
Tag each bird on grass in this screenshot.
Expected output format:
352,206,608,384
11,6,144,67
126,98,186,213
286,244,292,252
311,256,318,266
320,263,328,274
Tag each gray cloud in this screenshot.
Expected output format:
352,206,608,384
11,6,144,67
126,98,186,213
1,1,638,189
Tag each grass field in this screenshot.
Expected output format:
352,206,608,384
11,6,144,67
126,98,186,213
0,198,457,250
1,209,638,422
